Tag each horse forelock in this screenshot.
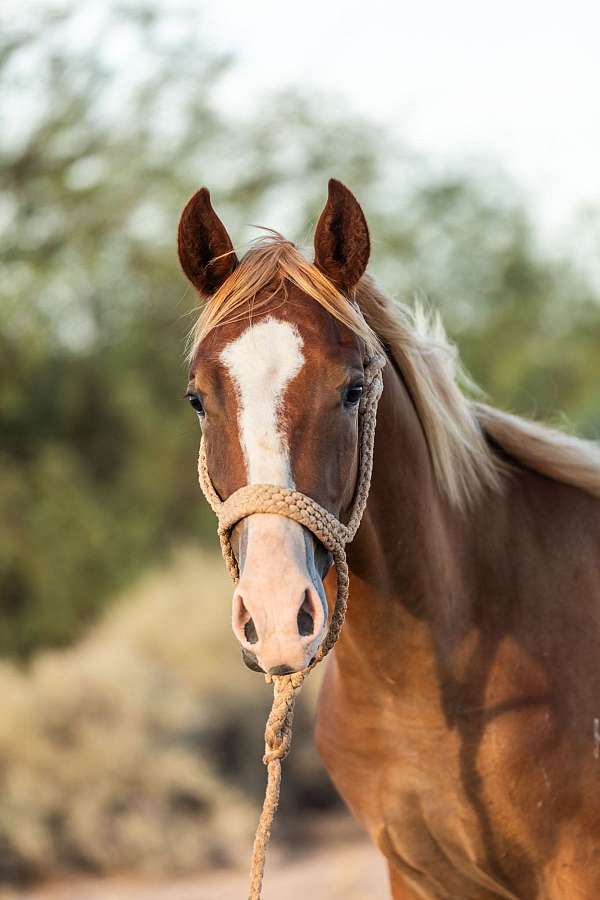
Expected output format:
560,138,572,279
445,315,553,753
187,232,381,363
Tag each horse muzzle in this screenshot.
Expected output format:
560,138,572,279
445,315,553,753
230,514,328,675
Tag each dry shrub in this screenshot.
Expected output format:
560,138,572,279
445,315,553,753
0,548,336,885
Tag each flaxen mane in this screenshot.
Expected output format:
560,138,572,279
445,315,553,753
356,276,600,504
189,234,600,508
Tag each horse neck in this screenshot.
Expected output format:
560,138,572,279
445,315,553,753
341,358,478,700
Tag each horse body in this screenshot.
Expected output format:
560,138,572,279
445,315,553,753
177,179,600,898
316,356,600,898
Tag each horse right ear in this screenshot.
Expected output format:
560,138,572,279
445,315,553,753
177,188,238,296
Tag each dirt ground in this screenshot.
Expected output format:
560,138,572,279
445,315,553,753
3,835,388,900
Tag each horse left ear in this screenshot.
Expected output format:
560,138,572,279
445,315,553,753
314,178,370,290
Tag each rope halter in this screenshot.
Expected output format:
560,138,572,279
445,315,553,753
197,351,386,900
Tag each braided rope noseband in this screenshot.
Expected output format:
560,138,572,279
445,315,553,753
198,352,385,900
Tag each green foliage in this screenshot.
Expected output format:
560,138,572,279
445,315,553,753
1,2,598,655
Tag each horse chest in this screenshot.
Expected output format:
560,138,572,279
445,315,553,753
315,665,569,899
317,701,490,868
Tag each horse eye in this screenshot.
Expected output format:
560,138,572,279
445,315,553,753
185,392,205,417
343,383,364,407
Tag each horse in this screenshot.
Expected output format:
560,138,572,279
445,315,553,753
177,179,600,899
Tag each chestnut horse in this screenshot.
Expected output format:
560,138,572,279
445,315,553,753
178,180,600,899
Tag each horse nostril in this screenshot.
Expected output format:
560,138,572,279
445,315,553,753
269,664,295,676
241,648,264,673
297,591,315,637
244,617,258,645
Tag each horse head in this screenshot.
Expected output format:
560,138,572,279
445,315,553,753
179,180,379,675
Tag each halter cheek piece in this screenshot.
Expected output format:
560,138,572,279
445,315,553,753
197,351,386,900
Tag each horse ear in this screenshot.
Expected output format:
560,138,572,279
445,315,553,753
177,188,238,296
314,178,370,290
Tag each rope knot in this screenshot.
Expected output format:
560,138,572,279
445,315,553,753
262,742,290,765
262,673,303,764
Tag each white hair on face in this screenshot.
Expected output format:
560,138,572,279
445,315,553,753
220,316,304,486
220,316,329,672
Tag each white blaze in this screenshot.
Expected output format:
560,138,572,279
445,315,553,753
220,316,327,671
220,317,304,486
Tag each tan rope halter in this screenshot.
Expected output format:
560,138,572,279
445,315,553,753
198,352,385,900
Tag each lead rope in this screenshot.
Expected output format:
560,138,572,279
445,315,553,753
198,353,385,900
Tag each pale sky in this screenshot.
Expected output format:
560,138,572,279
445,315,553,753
203,0,600,246
7,0,600,256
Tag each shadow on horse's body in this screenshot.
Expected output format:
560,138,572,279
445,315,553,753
316,349,600,899
178,179,600,899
